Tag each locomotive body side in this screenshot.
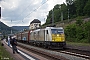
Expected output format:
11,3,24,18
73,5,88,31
15,27,66,49
30,29,45,46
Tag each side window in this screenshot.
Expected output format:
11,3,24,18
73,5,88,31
46,30,48,34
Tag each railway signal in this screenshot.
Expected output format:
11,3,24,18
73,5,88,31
0,7,1,19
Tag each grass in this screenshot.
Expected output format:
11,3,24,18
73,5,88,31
0,40,14,60
66,41,90,46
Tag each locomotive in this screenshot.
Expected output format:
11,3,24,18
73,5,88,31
15,27,66,49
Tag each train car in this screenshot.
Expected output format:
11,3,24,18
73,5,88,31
16,30,30,43
15,32,22,42
15,27,66,49
21,31,29,42
30,27,66,49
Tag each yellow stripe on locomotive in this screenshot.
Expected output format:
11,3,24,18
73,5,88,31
51,28,65,42
52,34,65,42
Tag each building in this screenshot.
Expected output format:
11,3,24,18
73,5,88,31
29,19,41,30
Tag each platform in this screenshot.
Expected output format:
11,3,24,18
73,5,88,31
1,39,49,60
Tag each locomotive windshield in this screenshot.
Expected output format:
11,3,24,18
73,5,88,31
51,29,63,34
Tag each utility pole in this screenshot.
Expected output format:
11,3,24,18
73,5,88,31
11,20,12,34
59,5,64,27
0,7,1,19
52,9,54,26
61,10,63,21
59,6,63,21
68,9,69,22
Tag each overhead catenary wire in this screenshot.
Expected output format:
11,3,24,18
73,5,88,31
10,1,33,26
14,3,32,21
24,0,49,20
15,0,49,26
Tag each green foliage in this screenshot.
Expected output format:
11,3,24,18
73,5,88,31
65,19,90,43
0,21,18,35
45,10,52,24
45,3,68,25
67,0,76,18
84,0,90,16
76,26,84,41
42,0,90,43
75,0,88,16
84,21,90,43
54,9,61,22
0,42,13,60
65,24,77,42
43,0,90,26
41,0,90,44
60,3,68,20
76,17,83,26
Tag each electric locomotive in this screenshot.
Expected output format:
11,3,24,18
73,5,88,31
30,27,66,49
15,27,66,49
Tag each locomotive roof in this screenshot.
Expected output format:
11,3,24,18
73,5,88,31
31,27,63,32
45,27,63,29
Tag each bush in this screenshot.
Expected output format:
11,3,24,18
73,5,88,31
65,20,90,43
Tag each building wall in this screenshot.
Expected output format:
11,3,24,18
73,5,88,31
29,23,41,30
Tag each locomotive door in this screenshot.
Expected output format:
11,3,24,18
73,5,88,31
46,30,49,41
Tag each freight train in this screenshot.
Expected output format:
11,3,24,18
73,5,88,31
15,27,66,49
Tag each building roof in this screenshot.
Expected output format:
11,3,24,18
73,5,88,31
30,19,41,24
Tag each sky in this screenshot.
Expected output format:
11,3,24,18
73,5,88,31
0,0,66,27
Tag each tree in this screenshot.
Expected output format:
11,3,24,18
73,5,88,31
45,10,52,25
60,3,68,20
75,0,88,16
54,4,61,22
54,3,67,22
66,0,74,5
65,24,77,42
84,0,90,16
66,0,76,18
85,21,90,43
76,17,83,26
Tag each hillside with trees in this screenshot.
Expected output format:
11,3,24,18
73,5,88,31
44,0,90,25
43,0,90,43
0,21,17,35
65,18,90,43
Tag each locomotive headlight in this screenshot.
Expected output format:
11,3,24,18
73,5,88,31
52,40,54,41
63,40,65,41
57,34,59,37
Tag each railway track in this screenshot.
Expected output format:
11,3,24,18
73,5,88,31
17,42,90,60
52,46,90,60
56,49,90,59
18,42,67,60
67,48,89,58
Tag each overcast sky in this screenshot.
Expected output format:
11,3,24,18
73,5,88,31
0,0,65,27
